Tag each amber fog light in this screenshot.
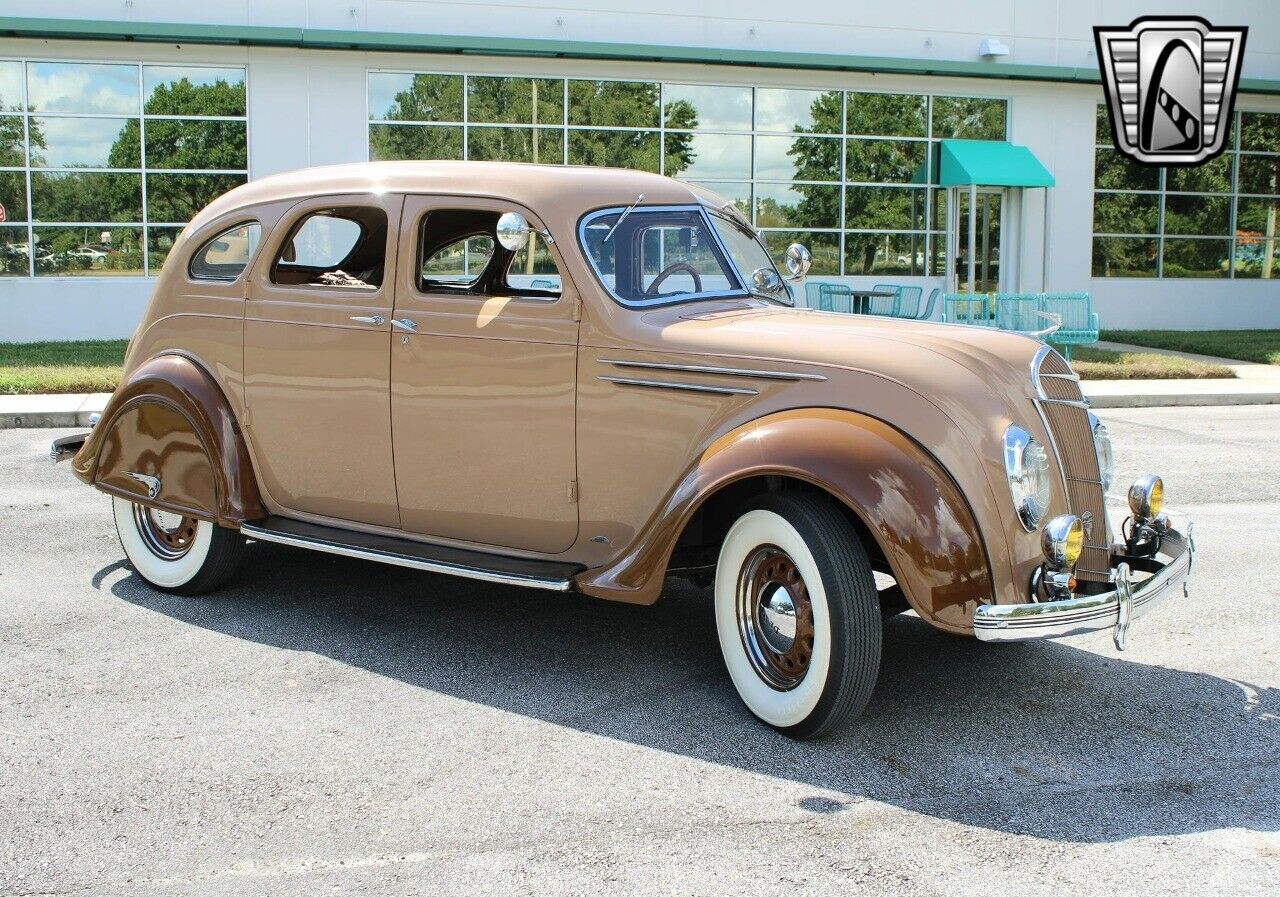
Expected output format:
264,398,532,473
1041,514,1084,570
1127,474,1164,522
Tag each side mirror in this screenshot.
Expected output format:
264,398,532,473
496,212,532,251
750,266,783,294
784,243,812,281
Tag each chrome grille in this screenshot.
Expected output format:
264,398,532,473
1033,348,1111,582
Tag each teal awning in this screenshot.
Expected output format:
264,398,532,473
936,139,1055,188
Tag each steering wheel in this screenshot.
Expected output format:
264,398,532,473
644,262,703,298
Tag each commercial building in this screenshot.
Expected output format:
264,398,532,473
1,2,1278,341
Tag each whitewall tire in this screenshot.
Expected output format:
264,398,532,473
112,496,245,594
714,492,882,739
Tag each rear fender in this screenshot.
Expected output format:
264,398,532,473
73,354,264,526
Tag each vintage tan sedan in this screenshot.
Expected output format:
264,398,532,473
55,161,1194,739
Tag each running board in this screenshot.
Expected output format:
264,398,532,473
240,517,581,592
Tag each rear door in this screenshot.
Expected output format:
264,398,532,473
389,195,579,553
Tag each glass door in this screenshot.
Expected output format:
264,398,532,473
952,188,1004,294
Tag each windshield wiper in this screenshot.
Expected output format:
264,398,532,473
603,193,644,243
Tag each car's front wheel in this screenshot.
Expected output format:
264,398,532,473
714,492,882,739
112,496,245,594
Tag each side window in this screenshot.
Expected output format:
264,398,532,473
272,206,387,289
422,235,495,288
505,233,562,295
189,222,261,281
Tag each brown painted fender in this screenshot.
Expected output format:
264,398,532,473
73,353,265,526
574,408,993,635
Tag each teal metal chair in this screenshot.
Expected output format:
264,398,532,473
942,292,997,326
918,287,941,321
995,293,1044,332
1040,292,1099,360
870,283,902,316
817,283,853,313
888,285,924,318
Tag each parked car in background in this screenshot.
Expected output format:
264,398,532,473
53,162,1195,739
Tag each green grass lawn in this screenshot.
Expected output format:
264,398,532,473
1101,330,1280,366
0,340,128,395
1070,345,1235,381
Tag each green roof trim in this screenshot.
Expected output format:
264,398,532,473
937,139,1055,188
3,15,1278,94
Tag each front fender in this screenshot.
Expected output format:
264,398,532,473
73,353,264,526
575,408,993,634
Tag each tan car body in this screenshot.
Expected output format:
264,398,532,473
72,161,1088,636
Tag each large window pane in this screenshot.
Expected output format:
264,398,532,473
368,73,463,122
845,232,927,276
368,124,463,161
1,225,29,276
846,92,926,137
1095,148,1160,191
146,173,247,222
1238,155,1280,196
1093,192,1159,235
1240,112,1280,153
568,81,659,128
0,62,22,112
1162,239,1229,277
845,139,927,184
27,62,138,115
1163,194,1230,236
34,226,143,276
1092,237,1158,277
567,130,659,172
1166,153,1232,193
144,119,247,170
760,231,839,275
146,225,185,274
31,116,138,168
684,181,750,216
0,115,23,165
467,77,563,125
1233,197,1279,278
1235,197,1279,240
755,88,841,133
931,97,1006,139
667,132,751,180
32,171,141,222
143,66,246,116
467,126,562,163
846,186,927,230
754,183,840,228
0,171,27,220
1096,105,1113,145
755,135,839,181
663,84,751,131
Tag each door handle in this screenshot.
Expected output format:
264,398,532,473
391,318,417,332
349,315,385,325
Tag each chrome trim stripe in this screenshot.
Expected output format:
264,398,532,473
1039,372,1081,382
597,375,757,396
973,525,1193,643
1039,397,1091,409
239,523,574,592
599,359,827,382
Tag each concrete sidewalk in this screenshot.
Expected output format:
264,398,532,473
0,393,110,428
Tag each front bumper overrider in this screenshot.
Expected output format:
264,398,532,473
973,524,1195,650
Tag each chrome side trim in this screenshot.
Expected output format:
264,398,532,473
239,523,574,592
1039,397,1091,409
597,375,757,396
974,524,1194,645
599,359,827,382
1039,372,1081,382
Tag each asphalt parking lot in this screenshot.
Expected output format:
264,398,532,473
2,406,1278,896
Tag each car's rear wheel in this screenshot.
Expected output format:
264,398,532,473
112,496,244,594
714,492,882,739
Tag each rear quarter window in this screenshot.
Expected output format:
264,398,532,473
189,222,262,281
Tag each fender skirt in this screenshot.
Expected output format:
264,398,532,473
72,354,265,526
575,408,993,634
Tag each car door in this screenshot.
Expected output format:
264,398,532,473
390,195,579,553
243,193,403,529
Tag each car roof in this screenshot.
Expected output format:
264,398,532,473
190,161,732,234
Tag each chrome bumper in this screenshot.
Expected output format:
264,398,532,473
973,524,1195,650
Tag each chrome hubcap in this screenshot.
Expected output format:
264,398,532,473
133,504,198,561
736,545,814,690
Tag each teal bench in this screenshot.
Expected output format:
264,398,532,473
942,292,997,326
1040,292,1099,360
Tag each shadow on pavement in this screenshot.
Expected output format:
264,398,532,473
105,540,1279,844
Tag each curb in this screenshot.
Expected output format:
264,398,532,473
1085,392,1280,409
0,410,102,429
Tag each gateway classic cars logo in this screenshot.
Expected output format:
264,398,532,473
1094,16,1248,166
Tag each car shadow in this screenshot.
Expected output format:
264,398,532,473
103,541,1278,844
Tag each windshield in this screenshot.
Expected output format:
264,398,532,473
709,212,792,305
579,206,745,307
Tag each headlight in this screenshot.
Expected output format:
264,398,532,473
1041,514,1084,570
1128,474,1163,521
1089,412,1115,492
1004,425,1052,530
